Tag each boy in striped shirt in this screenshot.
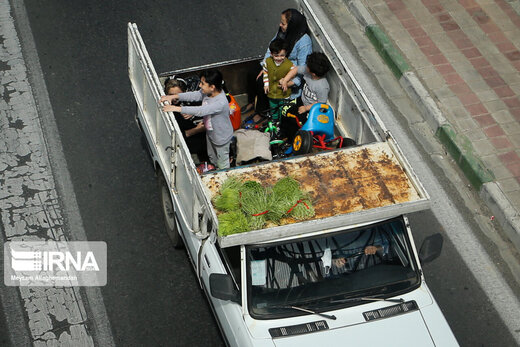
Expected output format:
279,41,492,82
262,39,295,120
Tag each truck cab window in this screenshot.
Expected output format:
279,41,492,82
246,218,420,319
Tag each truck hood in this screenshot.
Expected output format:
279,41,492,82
272,310,434,347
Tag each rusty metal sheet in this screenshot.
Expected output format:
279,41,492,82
201,142,421,221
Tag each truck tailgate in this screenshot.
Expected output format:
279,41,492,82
201,137,429,247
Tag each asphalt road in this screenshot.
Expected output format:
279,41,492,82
0,309,9,346
14,0,519,346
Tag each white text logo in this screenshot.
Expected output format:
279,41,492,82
4,241,107,287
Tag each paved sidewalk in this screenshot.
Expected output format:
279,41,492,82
345,0,520,249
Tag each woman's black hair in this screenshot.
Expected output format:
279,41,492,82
276,8,309,57
200,69,223,91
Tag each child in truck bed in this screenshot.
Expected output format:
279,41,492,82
164,78,208,163
279,51,331,142
262,39,296,120
161,69,233,170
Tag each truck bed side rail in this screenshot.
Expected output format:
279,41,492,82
128,23,216,237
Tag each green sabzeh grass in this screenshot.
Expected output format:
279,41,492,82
215,176,315,236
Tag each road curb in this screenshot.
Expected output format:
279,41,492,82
344,0,520,250
365,25,409,79
481,182,520,252
436,124,494,190
399,71,447,130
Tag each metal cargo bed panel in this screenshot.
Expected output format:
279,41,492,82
201,139,429,248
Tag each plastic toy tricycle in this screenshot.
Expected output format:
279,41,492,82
292,103,356,155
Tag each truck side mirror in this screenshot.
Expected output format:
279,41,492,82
210,273,240,304
419,233,443,264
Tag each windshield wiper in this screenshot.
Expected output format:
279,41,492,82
271,304,337,320
329,295,404,304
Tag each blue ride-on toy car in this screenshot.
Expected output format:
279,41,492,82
292,103,356,155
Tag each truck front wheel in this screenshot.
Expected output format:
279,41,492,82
159,175,183,249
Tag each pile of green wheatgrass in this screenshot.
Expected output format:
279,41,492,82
214,176,315,236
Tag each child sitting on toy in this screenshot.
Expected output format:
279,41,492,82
279,51,330,142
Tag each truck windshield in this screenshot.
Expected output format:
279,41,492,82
246,218,420,319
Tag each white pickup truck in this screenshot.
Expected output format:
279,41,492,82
128,1,458,346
